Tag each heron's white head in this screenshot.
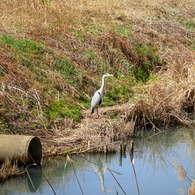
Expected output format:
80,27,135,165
103,73,113,77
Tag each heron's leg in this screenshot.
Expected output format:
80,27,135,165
96,107,99,118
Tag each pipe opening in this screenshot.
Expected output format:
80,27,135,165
27,137,42,164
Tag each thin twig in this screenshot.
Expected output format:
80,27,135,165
78,155,122,175
73,141,122,154
106,167,127,195
145,115,162,132
39,166,57,195
131,163,140,195
128,144,140,195
28,155,57,195
25,166,36,191
68,158,85,195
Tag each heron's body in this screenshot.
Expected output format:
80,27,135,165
91,90,103,114
91,73,113,117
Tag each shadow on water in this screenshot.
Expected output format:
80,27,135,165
1,128,195,195
0,165,42,194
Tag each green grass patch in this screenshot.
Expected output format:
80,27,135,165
87,24,107,36
79,93,90,108
71,30,86,41
102,78,133,106
55,57,83,87
55,57,76,76
112,24,131,37
179,18,195,31
84,48,97,64
103,87,130,106
184,20,195,31
132,44,161,81
45,99,82,122
0,34,45,57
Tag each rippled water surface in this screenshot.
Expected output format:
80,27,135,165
1,128,195,195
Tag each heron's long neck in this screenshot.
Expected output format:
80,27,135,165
99,76,106,94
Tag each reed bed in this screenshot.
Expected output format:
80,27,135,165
40,113,135,155
128,49,195,129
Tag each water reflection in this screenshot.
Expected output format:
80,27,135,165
136,128,195,170
0,165,42,194
1,128,195,195
87,154,112,193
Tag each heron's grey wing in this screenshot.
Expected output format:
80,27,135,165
91,91,102,114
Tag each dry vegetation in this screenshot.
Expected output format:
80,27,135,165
0,0,195,156
0,159,21,182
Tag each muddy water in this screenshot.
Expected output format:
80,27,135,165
1,128,195,195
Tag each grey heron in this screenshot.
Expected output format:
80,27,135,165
91,73,113,117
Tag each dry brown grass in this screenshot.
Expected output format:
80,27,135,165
0,159,20,182
127,48,195,129
173,160,187,181
40,109,135,155
1,0,194,38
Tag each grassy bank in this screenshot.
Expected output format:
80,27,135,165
0,0,195,155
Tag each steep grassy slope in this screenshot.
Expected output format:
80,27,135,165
0,0,195,140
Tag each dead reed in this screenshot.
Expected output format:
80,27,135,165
127,49,195,129
0,159,21,182
173,160,187,181
40,112,135,155
173,159,195,194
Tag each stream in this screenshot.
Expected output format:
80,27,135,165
1,128,195,195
